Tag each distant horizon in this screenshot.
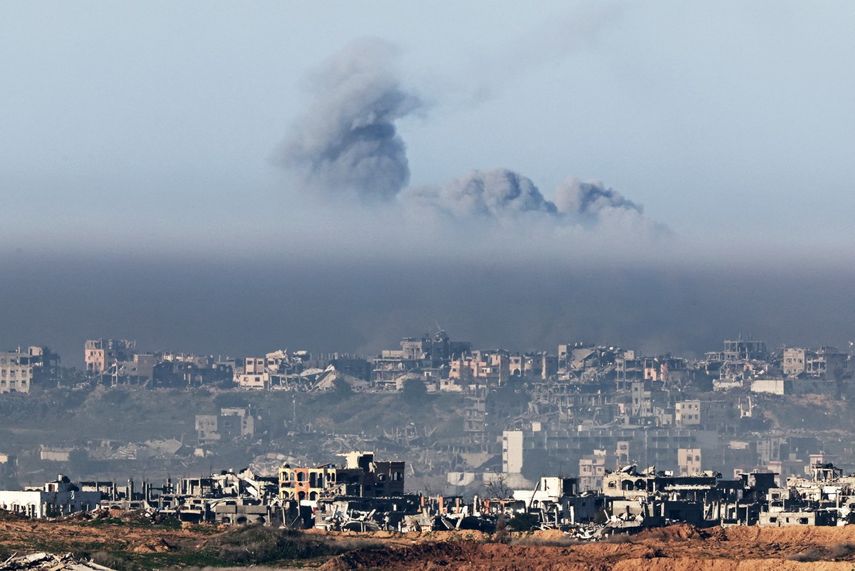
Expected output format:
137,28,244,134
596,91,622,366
3,253,853,368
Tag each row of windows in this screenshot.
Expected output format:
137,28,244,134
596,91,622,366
281,471,337,483
0,379,29,391
282,490,320,501
0,368,32,379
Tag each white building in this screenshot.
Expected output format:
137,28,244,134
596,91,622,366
512,476,576,506
751,378,790,396
39,446,74,462
502,430,524,474
0,475,101,519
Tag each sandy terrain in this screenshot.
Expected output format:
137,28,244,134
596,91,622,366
4,513,855,570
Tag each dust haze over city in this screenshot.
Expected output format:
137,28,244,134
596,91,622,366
2,2,855,569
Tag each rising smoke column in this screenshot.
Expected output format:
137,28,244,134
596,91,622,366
279,38,421,200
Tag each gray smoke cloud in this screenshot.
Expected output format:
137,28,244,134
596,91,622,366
554,178,642,221
279,38,421,200
403,169,558,219
279,39,664,238
401,169,665,240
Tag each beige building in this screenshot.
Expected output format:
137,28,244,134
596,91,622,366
236,371,270,390
39,446,74,462
579,449,610,492
0,350,34,394
236,357,269,389
83,339,135,375
450,351,509,383
235,355,288,389
782,348,808,377
678,448,702,476
675,400,701,427
279,465,339,502
279,452,404,501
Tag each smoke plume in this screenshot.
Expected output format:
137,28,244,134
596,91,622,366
279,40,665,239
279,38,421,200
403,169,558,219
554,178,642,222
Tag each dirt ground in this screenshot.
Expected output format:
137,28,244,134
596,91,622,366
4,514,855,570
319,525,855,570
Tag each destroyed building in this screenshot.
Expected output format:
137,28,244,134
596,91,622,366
278,451,404,501
0,346,60,394
195,407,256,444
84,339,136,376
0,475,101,518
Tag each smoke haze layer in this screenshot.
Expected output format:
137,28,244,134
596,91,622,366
3,254,855,367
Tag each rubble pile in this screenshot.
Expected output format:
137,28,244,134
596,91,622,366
0,552,113,571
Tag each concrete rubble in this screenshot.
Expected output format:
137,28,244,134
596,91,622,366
0,552,113,571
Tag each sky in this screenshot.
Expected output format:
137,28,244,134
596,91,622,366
1,1,855,361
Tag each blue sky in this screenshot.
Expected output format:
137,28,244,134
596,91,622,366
2,1,854,258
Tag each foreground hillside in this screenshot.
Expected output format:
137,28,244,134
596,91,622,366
5,514,855,570
324,525,855,570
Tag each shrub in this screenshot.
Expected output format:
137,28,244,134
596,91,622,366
202,526,341,565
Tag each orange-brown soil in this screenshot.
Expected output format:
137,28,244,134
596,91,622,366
4,513,855,570
320,525,855,570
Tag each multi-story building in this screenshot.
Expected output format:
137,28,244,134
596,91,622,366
153,359,233,388
678,448,703,476
195,407,255,444
0,350,33,394
0,346,60,394
579,449,611,492
235,350,308,390
450,351,509,384
463,385,488,448
372,332,469,384
278,452,404,501
781,346,846,380
236,356,271,389
502,430,524,474
723,338,768,361
806,347,847,380
643,356,689,383
83,339,135,375
782,348,808,377
675,400,702,427
0,475,101,519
